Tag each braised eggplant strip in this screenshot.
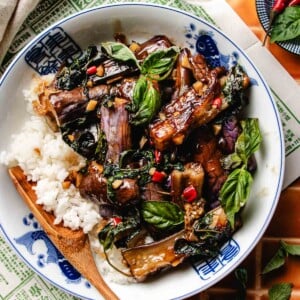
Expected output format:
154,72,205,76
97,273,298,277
122,206,236,281
122,230,186,282
79,162,140,208
191,126,229,202
134,35,174,60
171,162,205,208
149,62,250,151
49,84,110,126
100,97,132,164
171,48,194,100
33,34,261,282
149,70,221,151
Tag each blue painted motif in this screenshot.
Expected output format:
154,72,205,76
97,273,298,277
15,213,84,284
185,24,239,69
192,239,240,280
25,27,82,75
185,23,258,85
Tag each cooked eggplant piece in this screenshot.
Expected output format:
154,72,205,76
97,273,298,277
218,115,241,154
79,164,140,209
171,162,205,208
190,127,228,202
100,97,132,164
49,84,110,126
171,48,194,100
149,69,223,151
79,163,108,205
122,206,237,281
188,53,211,82
122,230,186,281
134,35,174,60
149,63,250,151
91,58,139,86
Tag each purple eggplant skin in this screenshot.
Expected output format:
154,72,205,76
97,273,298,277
219,116,241,154
79,163,140,211
122,230,186,282
171,48,194,100
134,35,174,60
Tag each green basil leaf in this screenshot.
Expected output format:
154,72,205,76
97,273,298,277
220,167,253,228
98,223,115,250
131,80,161,126
132,75,148,111
141,46,179,80
268,283,293,300
235,268,248,300
235,118,262,165
101,41,139,66
95,130,108,164
142,201,184,230
281,241,300,256
271,6,300,42
98,213,140,250
235,268,248,289
221,152,243,170
262,246,287,275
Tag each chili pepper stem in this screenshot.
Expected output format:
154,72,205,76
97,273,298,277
262,11,278,46
104,250,133,277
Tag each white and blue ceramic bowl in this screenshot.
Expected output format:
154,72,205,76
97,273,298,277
0,3,285,300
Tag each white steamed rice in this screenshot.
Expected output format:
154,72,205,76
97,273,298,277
0,76,135,283
0,77,101,233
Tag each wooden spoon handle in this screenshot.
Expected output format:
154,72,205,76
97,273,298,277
8,166,119,300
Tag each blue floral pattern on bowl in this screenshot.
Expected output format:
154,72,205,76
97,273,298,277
15,213,91,288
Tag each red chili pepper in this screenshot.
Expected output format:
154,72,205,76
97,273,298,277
112,217,122,226
288,0,300,6
212,97,222,109
86,65,97,75
182,185,197,202
273,0,291,11
154,150,162,164
263,0,292,45
152,170,165,183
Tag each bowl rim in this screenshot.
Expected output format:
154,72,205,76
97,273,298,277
0,2,286,300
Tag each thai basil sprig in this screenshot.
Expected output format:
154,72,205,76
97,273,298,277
101,41,139,65
101,42,179,80
101,42,179,125
220,118,262,228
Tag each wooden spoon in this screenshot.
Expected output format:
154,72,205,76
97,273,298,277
8,166,119,300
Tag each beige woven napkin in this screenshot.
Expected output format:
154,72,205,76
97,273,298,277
0,0,39,64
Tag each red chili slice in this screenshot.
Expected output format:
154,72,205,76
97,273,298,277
86,66,97,75
182,185,197,202
212,97,222,109
152,170,165,183
112,217,122,226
